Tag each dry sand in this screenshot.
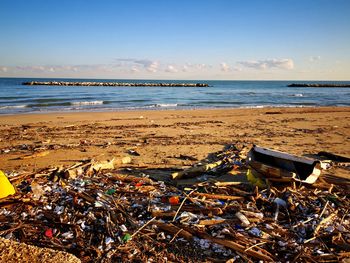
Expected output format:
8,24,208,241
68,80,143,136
0,107,349,173
0,237,80,263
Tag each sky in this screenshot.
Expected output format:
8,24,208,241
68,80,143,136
0,0,349,80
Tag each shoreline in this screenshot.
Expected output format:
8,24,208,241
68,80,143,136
1,104,349,117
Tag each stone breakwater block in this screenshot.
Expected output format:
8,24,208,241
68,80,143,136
22,81,209,87
287,83,350,87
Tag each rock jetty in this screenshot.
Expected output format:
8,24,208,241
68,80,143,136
288,83,350,87
22,81,209,87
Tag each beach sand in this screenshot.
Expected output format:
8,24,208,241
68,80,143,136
1,106,349,173
0,106,350,261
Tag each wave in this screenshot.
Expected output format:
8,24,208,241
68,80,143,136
26,101,108,107
189,101,246,105
71,101,105,106
291,93,304,97
0,104,27,109
28,102,71,107
153,103,178,107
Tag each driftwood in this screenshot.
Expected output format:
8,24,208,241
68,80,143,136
192,192,244,201
194,232,275,262
172,160,223,180
153,221,194,241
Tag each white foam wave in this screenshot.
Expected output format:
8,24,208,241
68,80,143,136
154,103,178,107
0,104,27,109
70,101,104,106
293,93,304,97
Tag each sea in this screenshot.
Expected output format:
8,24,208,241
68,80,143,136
0,78,349,114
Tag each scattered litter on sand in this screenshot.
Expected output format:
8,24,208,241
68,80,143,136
1,144,350,262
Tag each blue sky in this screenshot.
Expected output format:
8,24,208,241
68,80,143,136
1,0,349,80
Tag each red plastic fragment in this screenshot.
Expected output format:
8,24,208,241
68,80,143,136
135,182,144,187
169,196,180,205
45,228,53,238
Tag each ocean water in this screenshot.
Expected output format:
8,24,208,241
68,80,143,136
0,78,349,114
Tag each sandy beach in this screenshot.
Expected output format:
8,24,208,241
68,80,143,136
1,106,349,173
1,107,350,261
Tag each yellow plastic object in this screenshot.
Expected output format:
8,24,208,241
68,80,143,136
0,170,15,199
246,169,266,188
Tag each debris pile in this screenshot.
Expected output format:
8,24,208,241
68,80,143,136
0,145,350,262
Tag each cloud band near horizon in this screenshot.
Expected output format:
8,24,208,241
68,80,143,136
0,58,295,76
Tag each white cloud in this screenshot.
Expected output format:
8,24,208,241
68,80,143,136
196,63,207,70
146,61,159,72
181,63,210,72
131,66,140,73
238,58,294,70
165,65,178,73
115,58,159,73
0,67,8,72
220,62,231,72
15,65,46,72
309,56,321,62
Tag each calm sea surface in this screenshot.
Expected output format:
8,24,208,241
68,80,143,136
0,78,349,114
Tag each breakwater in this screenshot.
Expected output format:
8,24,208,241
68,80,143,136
22,81,209,87
288,83,350,88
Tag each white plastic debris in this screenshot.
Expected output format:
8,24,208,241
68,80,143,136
235,211,250,227
94,201,104,207
177,211,199,224
21,212,28,219
43,204,52,210
120,224,128,232
265,223,274,230
61,232,74,239
105,237,114,245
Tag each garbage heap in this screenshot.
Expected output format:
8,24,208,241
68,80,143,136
0,145,349,262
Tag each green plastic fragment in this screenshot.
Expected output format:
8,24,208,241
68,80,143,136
246,169,266,188
122,233,131,242
106,189,116,195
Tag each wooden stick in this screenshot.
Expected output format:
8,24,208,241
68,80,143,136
198,219,228,225
152,206,223,218
314,212,337,235
192,192,244,201
198,233,275,262
169,229,184,243
244,241,268,252
172,190,195,222
130,217,156,239
172,160,223,180
153,221,193,241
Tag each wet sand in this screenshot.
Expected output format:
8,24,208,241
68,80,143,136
0,107,349,173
